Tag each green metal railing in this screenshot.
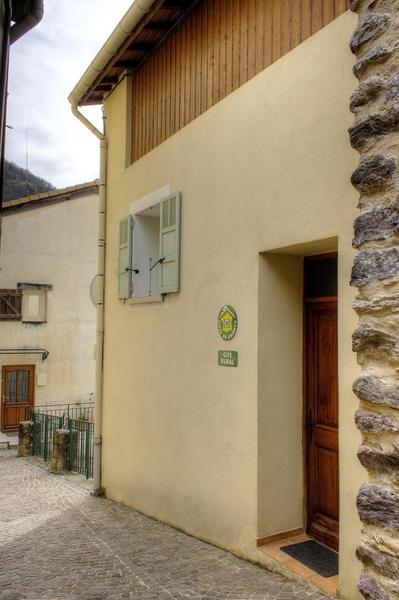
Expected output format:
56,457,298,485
67,417,94,478
31,411,94,479
32,412,61,462
29,401,94,422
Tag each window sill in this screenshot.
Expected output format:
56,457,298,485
126,295,164,305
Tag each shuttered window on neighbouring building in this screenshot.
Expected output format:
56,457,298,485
0,289,22,320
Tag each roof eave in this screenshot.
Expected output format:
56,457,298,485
2,180,99,213
68,0,158,108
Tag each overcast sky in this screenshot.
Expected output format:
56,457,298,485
5,0,134,188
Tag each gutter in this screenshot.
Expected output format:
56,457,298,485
0,0,12,235
10,0,44,45
69,0,158,494
68,0,156,109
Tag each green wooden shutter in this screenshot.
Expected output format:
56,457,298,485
159,192,181,293
118,216,133,299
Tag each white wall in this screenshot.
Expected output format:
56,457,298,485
0,192,98,416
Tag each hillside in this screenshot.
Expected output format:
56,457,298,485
3,160,55,201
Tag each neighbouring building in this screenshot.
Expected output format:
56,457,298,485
69,1,399,598
0,181,98,432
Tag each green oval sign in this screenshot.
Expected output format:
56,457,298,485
217,305,238,341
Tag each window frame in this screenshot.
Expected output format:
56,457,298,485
21,289,47,324
119,191,181,303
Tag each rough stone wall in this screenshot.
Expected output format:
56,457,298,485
349,1,399,598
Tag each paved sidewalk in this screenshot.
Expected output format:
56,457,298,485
0,451,329,600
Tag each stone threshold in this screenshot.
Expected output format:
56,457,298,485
0,432,19,449
258,532,338,597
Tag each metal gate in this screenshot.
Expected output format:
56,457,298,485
31,411,94,479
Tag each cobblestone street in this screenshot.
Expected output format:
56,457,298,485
0,451,329,600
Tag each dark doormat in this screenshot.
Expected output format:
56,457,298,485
280,540,338,578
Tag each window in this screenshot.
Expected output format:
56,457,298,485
118,192,181,300
22,290,47,323
0,285,51,323
0,289,22,320
17,284,52,323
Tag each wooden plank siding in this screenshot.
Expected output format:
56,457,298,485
131,0,349,163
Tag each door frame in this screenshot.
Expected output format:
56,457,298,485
303,252,339,551
1,364,35,432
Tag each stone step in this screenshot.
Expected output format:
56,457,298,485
0,432,10,450
0,432,18,449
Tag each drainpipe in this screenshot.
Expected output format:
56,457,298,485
70,102,106,494
10,0,44,45
0,0,11,238
68,0,159,494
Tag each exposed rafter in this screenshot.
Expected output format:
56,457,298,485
80,0,199,106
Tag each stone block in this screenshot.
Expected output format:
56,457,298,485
357,483,399,530
351,155,397,193
357,543,399,579
353,45,393,78
349,107,399,150
358,576,391,600
353,207,399,247
358,443,399,472
353,374,399,409
18,421,33,457
350,14,390,54
50,429,70,474
352,323,398,356
351,248,399,286
355,409,399,433
350,77,386,111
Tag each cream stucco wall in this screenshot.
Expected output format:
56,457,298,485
258,253,304,537
102,11,363,598
0,192,98,415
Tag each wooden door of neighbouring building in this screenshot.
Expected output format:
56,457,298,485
304,255,339,551
1,365,34,432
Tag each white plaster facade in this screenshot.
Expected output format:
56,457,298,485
0,182,98,428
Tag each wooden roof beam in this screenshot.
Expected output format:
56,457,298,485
143,21,171,30
96,83,113,90
162,0,189,7
127,40,157,51
113,59,141,69
101,78,119,85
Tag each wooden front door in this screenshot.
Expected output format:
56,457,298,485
1,365,34,432
305,299,339,550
